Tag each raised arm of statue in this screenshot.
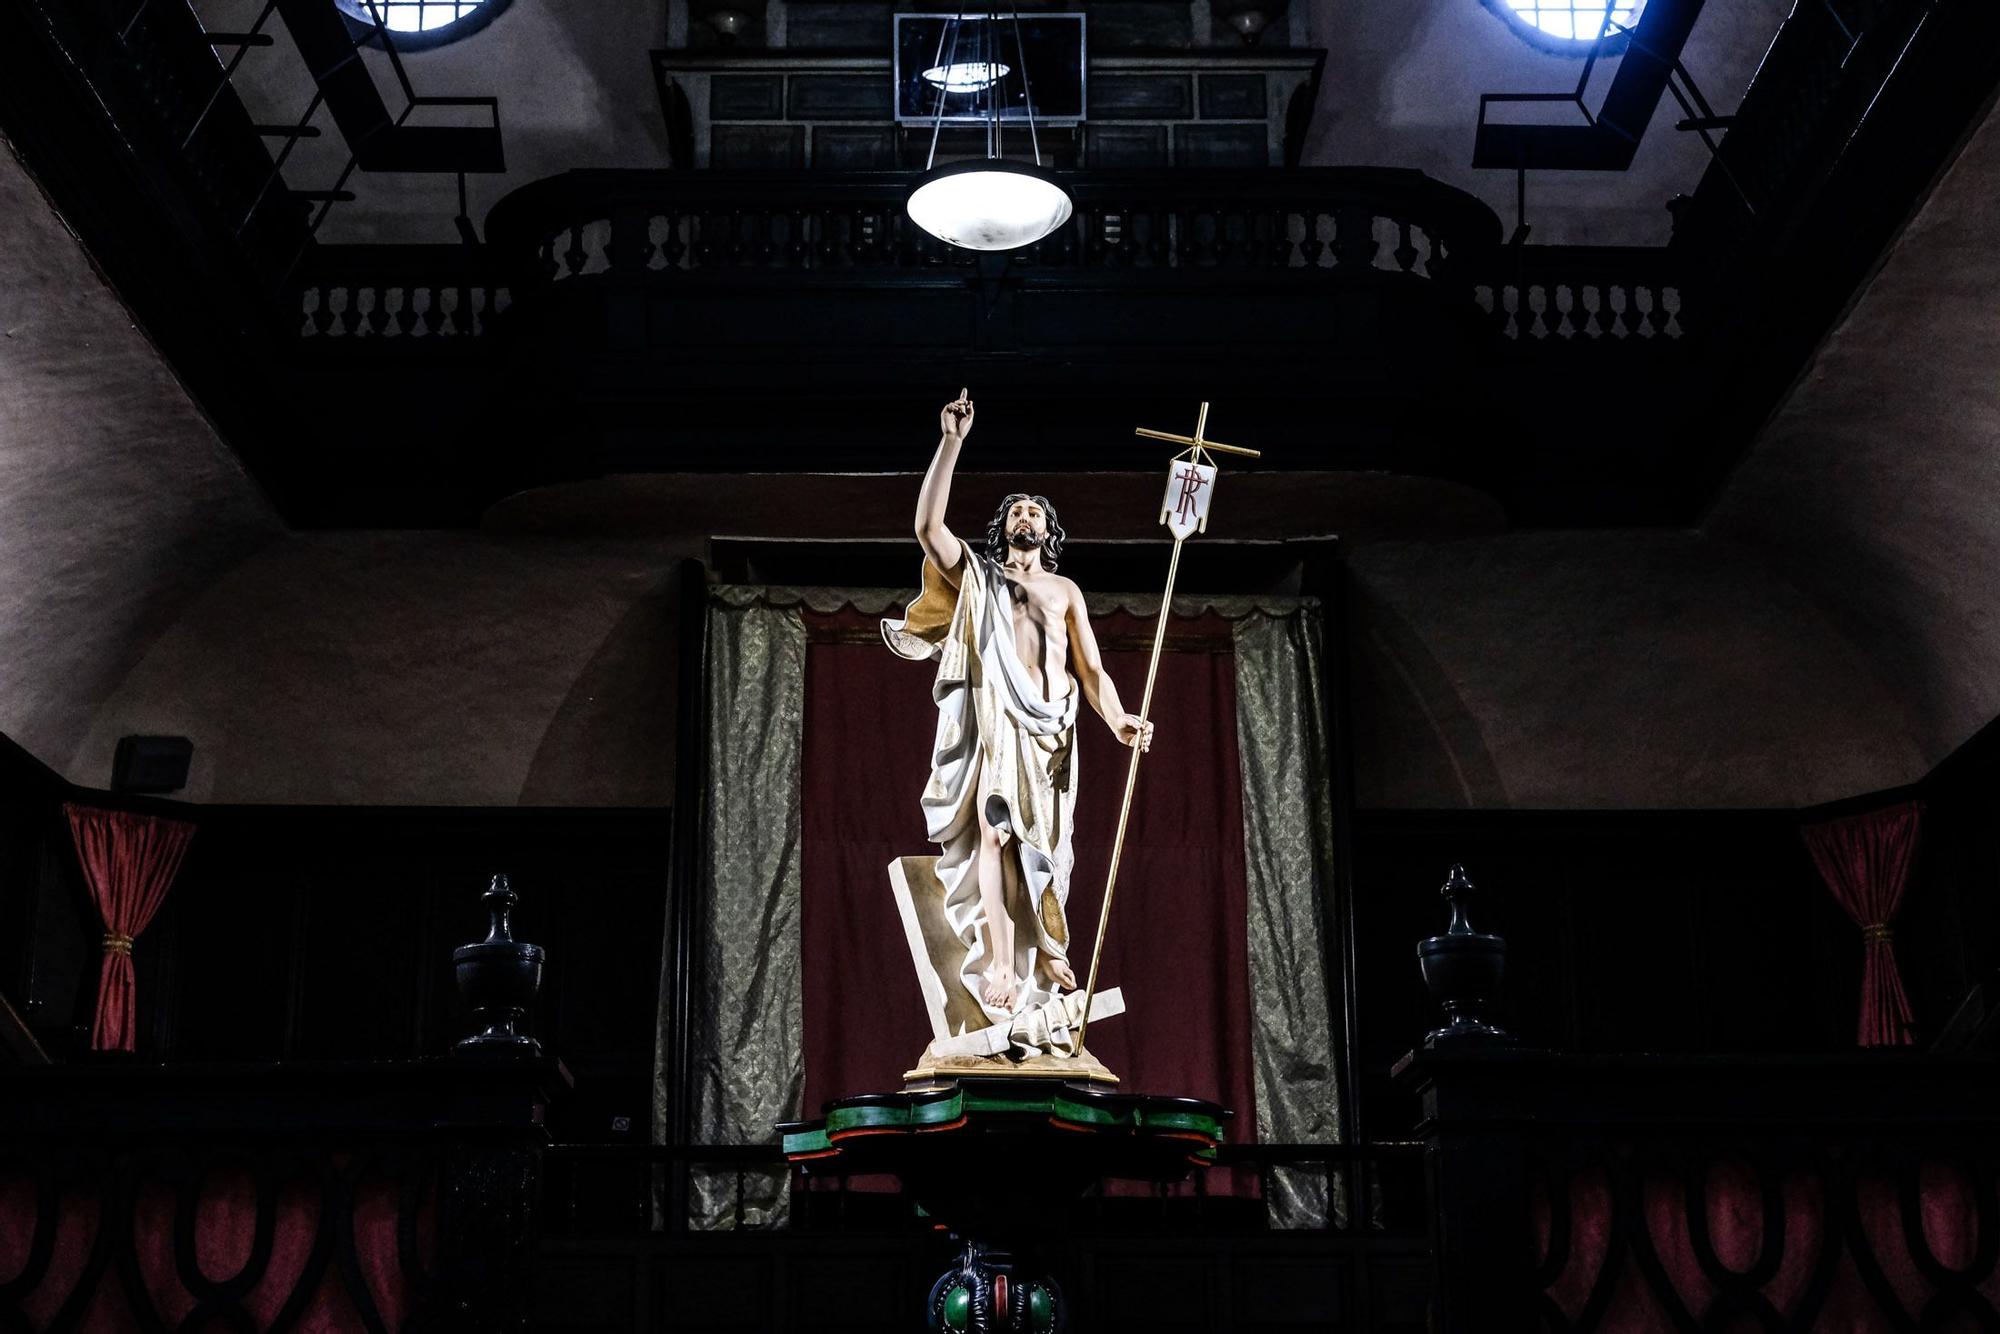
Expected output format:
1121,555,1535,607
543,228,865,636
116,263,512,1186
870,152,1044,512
915,389,973,586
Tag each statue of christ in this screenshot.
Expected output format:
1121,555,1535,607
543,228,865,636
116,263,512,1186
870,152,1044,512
883,390,1153,1043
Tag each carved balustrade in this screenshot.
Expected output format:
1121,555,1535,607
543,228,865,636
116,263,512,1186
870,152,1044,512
1475,245,1686,343
480,167,1500,285
293,244,511,342
292,170,1695,359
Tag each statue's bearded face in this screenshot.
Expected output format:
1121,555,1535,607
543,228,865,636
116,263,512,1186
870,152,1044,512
985,492,1064,571
1005,498,1049,550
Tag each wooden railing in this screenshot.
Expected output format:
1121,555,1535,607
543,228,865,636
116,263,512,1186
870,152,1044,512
291,167,1692,353
533,1140,1436,1333
290,242,510,341
540,1139,1431,1237
1475,245,1686,343
481,167,1504,283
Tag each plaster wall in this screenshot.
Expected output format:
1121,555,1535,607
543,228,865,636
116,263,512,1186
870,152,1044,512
62,520,1924,810
69,533,690,806
1346,530,1925,808
1705,94,2000,766
0,135,282,774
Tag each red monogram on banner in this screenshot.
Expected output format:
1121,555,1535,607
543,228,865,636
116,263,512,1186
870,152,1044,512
1158,458,1217,540
1173,463,1209,525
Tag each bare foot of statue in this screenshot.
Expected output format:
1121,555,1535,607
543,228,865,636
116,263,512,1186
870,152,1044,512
981,962,1018,1009
1041,957,1077,990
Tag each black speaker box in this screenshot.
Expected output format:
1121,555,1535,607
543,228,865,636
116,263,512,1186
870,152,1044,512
111,736,193,793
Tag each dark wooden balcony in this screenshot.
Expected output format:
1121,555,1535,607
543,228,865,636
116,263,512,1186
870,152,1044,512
269,167,1695,526
11,0,1991,528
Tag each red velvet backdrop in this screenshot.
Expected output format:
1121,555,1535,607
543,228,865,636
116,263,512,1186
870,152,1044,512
800,606,1255,1136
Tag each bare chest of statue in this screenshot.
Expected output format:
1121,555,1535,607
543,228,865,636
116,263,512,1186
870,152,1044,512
999,566,1073,702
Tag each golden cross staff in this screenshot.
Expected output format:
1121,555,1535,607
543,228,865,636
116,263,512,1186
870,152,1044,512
1075,403,1260,1054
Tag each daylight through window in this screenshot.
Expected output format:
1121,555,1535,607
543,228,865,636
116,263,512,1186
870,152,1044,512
1501,0,1645,41
336,0,490,34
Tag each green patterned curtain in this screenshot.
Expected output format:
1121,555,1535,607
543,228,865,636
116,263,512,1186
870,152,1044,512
1234,607,1345,1229
653,589,806,1228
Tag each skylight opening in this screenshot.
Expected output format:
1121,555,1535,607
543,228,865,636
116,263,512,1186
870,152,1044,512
1502,0,1645,43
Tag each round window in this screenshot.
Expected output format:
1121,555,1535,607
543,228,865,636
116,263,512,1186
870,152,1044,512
1493,0,1645,47
335,0,508,47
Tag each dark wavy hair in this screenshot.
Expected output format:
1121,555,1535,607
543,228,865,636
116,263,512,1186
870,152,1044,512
984,493,1066,572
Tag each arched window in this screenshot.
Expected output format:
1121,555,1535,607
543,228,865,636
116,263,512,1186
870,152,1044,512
334,0,508,47
1494,0,1645,45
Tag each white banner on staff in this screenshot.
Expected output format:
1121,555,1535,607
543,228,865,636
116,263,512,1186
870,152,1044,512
1159,458,1218,540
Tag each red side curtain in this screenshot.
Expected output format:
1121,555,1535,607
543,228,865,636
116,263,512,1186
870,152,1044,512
63,803,196,1053
1801,800,1922,1048
799,607,1256,1134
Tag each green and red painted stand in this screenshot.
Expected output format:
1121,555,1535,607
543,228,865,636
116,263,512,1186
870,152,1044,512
781,1078,1229,1333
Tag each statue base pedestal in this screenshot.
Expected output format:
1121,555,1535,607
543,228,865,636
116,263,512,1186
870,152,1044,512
782,1078,1229,1333
904,1046,1119,1089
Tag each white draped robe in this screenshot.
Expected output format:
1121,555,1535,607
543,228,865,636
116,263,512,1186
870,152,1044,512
883,541,1079,1032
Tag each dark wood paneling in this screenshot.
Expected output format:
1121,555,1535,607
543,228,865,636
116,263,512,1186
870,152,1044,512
1088,74,1193,119
1087,124,1169,167
534,1234,1431,1334
1090,1,1191,48
787,74,892,120
152,804,668,1141
785,1,892,48
1199,73,1267,119
649,289,975,348
1351,810,1856,1135
1175,123,1267,166
811,124,896,169
709,74,785,120
0,736,83,1056
1904,715,2000,1028
711,123,807,168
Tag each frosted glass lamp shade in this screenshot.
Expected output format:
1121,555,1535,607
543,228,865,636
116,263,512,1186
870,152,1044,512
922,60,1011,92
906,161,1074,252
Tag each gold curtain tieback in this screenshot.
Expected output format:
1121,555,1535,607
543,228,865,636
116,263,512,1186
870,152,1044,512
102,932,134,956
1861,924,1894,944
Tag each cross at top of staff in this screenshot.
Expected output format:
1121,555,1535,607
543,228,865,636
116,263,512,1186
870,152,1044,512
1134,401,1262,459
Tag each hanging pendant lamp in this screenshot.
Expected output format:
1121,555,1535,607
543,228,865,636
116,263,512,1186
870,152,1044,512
906,9,1073,252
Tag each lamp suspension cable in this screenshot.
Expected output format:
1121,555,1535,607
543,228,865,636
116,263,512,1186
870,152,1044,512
924,6,966,172
1009,6,1042,167
986,11,1000,158
906,5,1072,251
